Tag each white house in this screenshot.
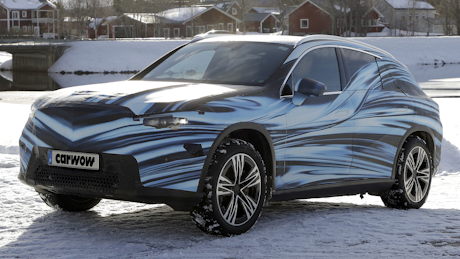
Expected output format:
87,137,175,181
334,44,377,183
0,0,59,38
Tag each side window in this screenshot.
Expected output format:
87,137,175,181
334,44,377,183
292,47,341,92
341,48,376,83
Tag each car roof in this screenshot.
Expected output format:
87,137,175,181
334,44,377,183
193,34,394,58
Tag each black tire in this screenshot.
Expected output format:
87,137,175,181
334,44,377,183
191,138,267,236
38,193,101,212
381,136,433,209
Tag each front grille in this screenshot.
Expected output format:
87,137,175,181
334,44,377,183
34,165,119,194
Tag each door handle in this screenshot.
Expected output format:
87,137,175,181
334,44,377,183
335,110,348,117
396,106,408,112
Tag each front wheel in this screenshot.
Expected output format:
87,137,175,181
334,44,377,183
39,193,101,212
191,139,266,236
381,136,433,209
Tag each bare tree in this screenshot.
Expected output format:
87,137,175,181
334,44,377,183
66,0,90,38
451,0,460,35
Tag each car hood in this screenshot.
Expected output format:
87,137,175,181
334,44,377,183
33,81,261,115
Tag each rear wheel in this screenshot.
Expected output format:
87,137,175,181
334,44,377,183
39,193,101,212
191,139,266,236
381,136,433,209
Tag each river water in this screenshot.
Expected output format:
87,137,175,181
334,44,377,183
0,65,459,97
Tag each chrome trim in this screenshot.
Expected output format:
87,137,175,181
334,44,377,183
323,91,341,95
295,35,394,58
279,45,382,98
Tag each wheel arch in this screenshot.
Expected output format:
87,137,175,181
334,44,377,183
392,126,437,179
197,122,276,199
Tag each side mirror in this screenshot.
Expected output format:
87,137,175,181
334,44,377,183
292,78,327,105
296,78,327,97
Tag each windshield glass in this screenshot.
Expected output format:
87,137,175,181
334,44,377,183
141,42,293,85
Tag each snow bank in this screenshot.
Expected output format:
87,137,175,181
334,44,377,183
48,36,460,73
0,102,31,155
48,39,187,73
356,36,460,65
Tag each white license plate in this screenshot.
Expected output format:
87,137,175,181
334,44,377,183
48,150,100,170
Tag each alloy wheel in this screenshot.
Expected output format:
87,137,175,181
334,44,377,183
216,153,262,226
403,146,431,203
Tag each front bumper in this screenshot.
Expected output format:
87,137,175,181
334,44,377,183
19,146,202,211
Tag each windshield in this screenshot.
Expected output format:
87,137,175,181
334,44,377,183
141,42,293,85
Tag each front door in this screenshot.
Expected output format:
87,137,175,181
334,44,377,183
280,47,355,190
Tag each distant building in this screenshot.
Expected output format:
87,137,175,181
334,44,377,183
199,0,242,18
243,13,279,33
284,0,334,35
106,6,241,38
248,7,281,15
283,0,384,36
0,0,58,38
377,0,436,34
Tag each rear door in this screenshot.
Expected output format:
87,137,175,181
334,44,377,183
342,48,409,180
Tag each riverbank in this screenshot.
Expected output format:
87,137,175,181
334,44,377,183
0,36,459,74
51,36,460,72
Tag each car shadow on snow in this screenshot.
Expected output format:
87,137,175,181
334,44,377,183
2,198,460,257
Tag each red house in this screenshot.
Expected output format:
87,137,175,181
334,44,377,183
0,0,58,38
243,13,279,33
159,6,241,37
107,7,241,38
284,0,384,36
285,0,333,35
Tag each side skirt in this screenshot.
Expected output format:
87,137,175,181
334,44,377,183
270,179,395,202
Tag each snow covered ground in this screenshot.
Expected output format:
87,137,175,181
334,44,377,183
1,36,460,258
48,39,186,73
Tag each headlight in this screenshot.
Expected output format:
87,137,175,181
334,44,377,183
29,105,37,119
143,115,188,130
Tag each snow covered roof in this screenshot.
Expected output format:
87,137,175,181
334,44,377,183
285,0,331,18
0,0,56,10
124,13,159,24
250,7,280,15
244,13,278,22
89,18,105,29
215,1,237,12
384,0,435,10
157,7,208,22
334,5,350,13
156,6,241,24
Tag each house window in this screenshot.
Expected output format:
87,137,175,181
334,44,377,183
195,26,205,34
232,8,237,15
22,26,27,32
402,16,406,21
218,23,224,30
173,28,180,38
12,11,19,19
207,24,214,31
416,16,419,20
227,23,233,32
300,19,309,29
22,11,27,18
368,19,378,26
164,28,170,38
